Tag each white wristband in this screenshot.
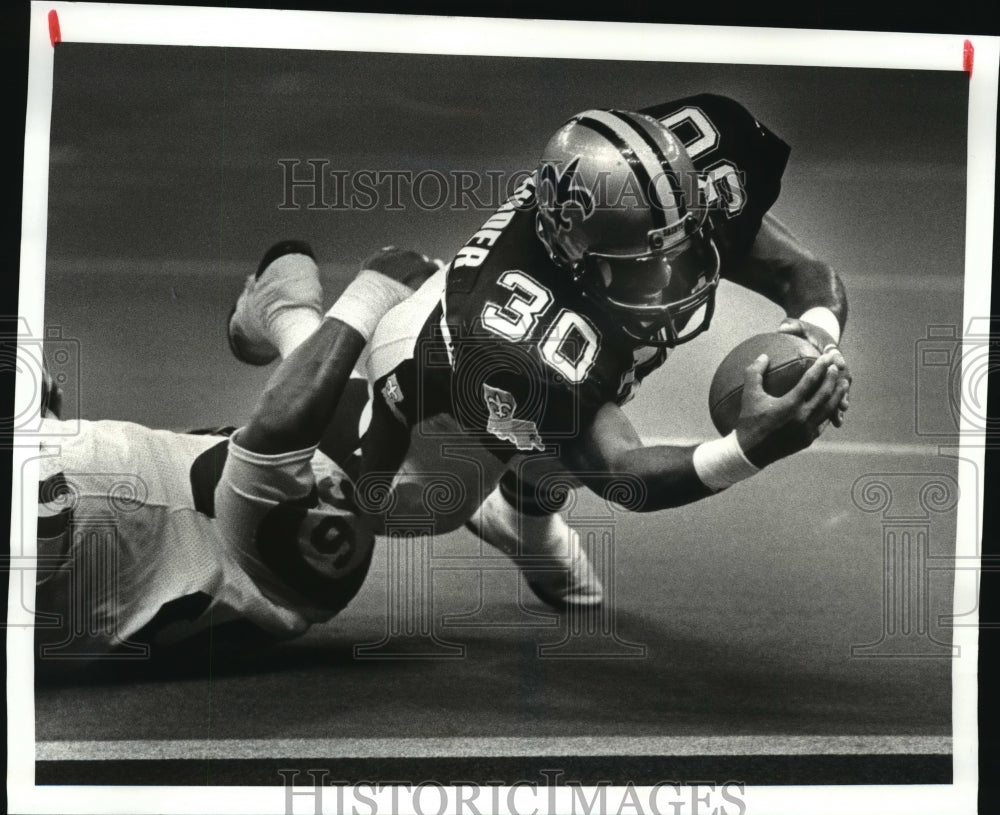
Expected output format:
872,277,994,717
325,269,412,342
799,307,841,345
693,431,760,492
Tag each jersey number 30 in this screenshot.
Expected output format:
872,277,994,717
481,270,600,384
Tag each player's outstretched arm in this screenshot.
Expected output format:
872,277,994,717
213,268,412,618
726,213,852,426
564,349,846,511
728,214,847,329
238,270,411,455
561,403,715,511
238,319,366,455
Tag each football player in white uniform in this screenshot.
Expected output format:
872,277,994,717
227,96,852,612
34,254,417,667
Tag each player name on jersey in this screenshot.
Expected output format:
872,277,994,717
453,178,536,270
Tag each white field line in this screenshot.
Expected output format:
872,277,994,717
36,735,952,761
644,437,944,457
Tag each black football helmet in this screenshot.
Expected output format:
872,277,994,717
534,109,720,347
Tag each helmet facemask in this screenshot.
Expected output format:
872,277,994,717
578,215,720,347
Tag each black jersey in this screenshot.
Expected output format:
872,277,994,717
639,94,790,260
430,96,789,458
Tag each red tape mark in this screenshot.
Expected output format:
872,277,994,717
963,39,974,76
48,9,61,47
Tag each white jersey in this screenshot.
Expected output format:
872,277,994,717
35,417,371,658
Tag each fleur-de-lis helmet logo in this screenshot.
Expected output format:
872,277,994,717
536,157,596,235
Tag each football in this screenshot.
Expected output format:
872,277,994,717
708,332,821,435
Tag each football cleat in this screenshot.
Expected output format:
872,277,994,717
466,487,603,609
228,240,323,365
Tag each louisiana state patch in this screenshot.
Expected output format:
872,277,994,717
483,383,544,452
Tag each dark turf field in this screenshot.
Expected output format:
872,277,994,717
28,43,973,786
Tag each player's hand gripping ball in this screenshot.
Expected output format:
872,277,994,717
708,333,821,435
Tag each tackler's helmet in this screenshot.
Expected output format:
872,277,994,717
534,109,720,347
